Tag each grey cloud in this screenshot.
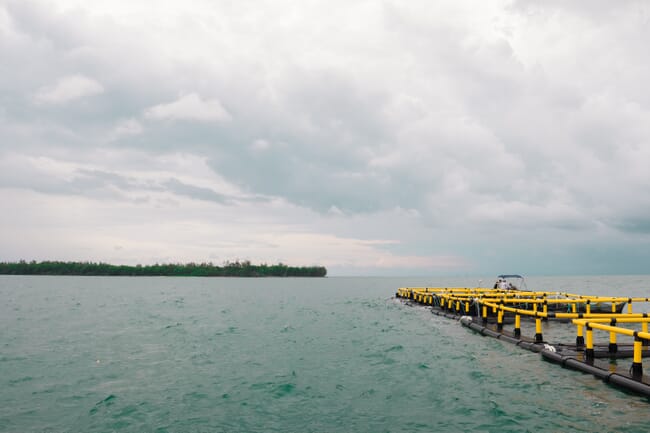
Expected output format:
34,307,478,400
163,178,230,204
511,0,646,21
614,218,650,235
2,2,416,215
281,68,391,145
203,68,410,213
0,166,141,200
3,0,650,274
4,1,85,50
1,1,182,143
71,169,136,190
0,161,238,206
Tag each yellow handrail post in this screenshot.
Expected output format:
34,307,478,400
576,323,584,347
482,305,488,325
514,314,521,338
608,319,617,354
534,317,543,343
465,301,470,313
497,307,504,331
627,300,633,314
585,326,594,361
632,336,643,380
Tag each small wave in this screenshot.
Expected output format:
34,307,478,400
183,391,208,401
9,376,33,385
0,355,28,362
273,383,295,397
385,344,404,352
469,370,485,380
89,394,117,415
280,324,294,333
250,381,296,398
164,322,182,329
488,399,508,417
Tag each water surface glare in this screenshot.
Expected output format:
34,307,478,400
2,275,650,432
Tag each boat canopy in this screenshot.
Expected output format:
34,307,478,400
498,274,523,279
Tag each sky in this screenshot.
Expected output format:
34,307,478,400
1,0,650,276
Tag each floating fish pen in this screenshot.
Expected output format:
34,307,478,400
395,286,650,397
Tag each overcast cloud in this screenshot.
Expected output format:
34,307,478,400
1,0,650,275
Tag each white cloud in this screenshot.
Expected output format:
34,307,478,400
0,6,11,34
115,118,143,135
0,170,463,272
250,138,270,152
110,118,143,140
144,93,231,123
33,74,104,105
3,1,650,275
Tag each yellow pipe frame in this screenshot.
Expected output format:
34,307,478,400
398,287,650,345
514,314,521,338
398,286,650,378
535,318,543,343
634,339,643,364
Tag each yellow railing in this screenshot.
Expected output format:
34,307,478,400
396,286,650,380
572,318,650,379
397,286,650,342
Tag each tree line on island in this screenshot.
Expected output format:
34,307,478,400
0,260,327,277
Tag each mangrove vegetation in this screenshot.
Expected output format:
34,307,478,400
0,260,327,277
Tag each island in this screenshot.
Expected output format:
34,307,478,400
0,260,327,277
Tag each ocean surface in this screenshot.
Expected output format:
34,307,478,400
2,275,650,433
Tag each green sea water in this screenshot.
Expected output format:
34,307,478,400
2,275,650,433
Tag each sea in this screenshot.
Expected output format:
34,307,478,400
2,275,650,433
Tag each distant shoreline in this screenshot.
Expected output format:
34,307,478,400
0,260,327,278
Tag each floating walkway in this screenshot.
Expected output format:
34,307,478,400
395,287,650,397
